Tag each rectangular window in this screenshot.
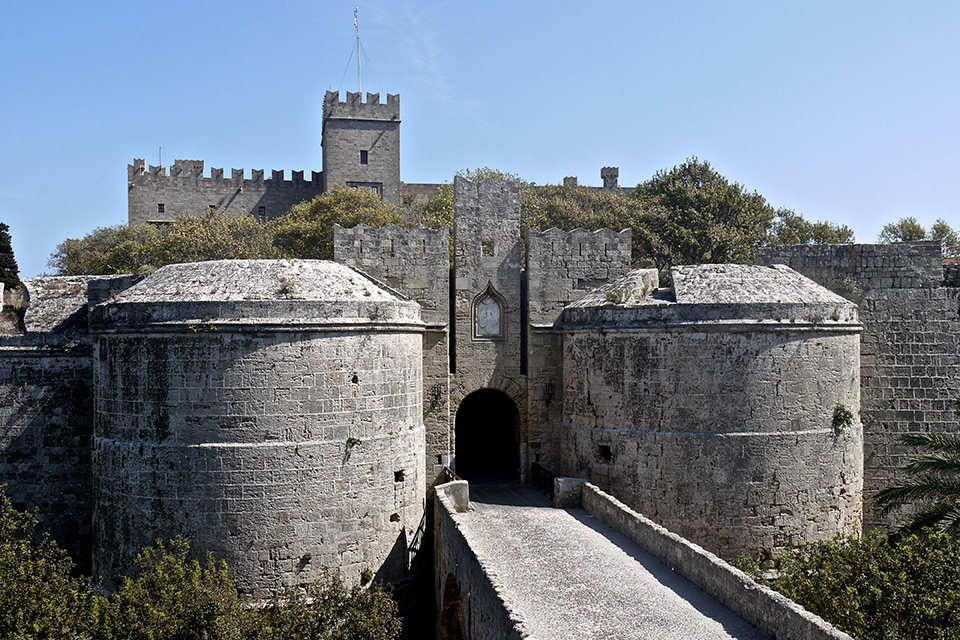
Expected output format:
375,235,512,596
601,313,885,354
481,241,495,257
258,206,265,216
157,203,165,214
360,150,369,165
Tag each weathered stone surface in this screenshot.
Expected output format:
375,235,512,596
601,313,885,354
758,241,960,529
90,260,425,596
558,265,863,562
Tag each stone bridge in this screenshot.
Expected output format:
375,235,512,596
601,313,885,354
433,480,853,640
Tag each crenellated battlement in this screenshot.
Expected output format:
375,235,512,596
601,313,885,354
127,158,325,224
335,223,449,262
128,159,322,186
526,226,633,325
323,90,400,121
334,223,449,324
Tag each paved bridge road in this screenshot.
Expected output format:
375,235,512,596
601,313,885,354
463,484,769,640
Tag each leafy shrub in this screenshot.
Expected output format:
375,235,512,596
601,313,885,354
249,579,401,640
752,530,960,640
106,537,246,640
0,487,106,639
271,188,402,260
0,489,402,640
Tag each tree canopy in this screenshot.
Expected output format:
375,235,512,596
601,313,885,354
766,209,855,246
749,529,960,640
632,157,777,269
875,432,960,535
0,487,402,640
878,216,960,257
51,160,857,276
49,189,402,276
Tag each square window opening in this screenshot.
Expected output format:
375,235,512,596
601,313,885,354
597,445,613,463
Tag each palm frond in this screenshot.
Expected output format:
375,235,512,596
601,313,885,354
876,476,960,514
903,451,960,474
901,432,960,455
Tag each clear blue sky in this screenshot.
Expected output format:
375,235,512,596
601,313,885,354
2,1,959,277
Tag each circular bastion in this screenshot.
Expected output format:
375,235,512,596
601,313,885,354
558,264,864,564
89,260,425,595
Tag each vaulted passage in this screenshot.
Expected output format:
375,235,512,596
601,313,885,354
439,573,466,640
455,389,519,482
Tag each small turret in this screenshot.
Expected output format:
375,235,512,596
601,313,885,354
600,166,619,191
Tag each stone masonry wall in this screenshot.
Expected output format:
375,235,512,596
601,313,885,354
434,482,528,640
561,325,863,561
128,160,324,224
525,227,632,325
334,223,452,482
322,92,401,204
92,329,425,596
757,242,960,529
0,275,137,573
452,177,526,470
0,336,93,573
524,227,632,474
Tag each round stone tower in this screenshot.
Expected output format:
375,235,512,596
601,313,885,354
558,264,863,563
89,260,425,595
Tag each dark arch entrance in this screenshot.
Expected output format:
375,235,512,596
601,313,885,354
439,573,466,640
454,388,519,482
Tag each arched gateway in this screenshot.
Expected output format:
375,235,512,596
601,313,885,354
454,389,520,482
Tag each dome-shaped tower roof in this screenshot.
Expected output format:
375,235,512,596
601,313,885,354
90,259,421,329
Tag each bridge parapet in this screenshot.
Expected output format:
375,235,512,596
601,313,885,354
434,481,531,640
580,483,852,640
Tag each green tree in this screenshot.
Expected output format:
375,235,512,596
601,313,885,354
765,209,855,246
878,216,960,258
878,216,927,243
106,537,245,640
931,218,960,258
158,212,277,265
632,157,776,269
875,432,960,534
49,223,164,276
0,486,106,639
272,187,402,259
751,530,960,640
0,223,21,290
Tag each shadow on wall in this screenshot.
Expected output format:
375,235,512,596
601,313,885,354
440,573,466,640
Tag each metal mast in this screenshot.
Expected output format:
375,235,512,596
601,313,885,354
355,7,361,94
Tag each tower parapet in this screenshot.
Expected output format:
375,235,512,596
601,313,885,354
323,91,400,121
525,227,632,326
600,166,619,190
322,91,401,204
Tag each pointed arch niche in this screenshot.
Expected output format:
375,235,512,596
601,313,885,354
472,282,505,341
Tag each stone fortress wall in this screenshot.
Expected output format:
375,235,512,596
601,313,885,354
128,89,633,227
3,172,959,595
757,241,960,529
127,159,325,225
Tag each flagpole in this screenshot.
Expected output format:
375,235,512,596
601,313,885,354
355,7,362,94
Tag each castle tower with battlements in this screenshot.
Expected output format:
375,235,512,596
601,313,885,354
322,91,401,203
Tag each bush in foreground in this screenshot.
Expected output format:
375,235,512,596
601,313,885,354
0,489,401,640
750,530,960,640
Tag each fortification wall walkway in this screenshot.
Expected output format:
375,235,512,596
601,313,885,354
437,483,768,639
